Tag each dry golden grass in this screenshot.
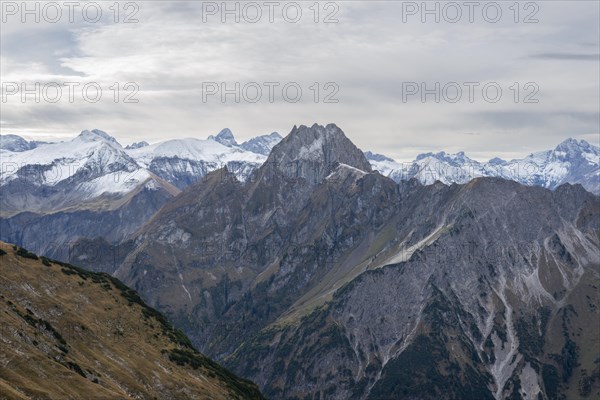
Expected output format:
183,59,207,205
0,242,263,400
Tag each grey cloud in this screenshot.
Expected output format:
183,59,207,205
467,111,599,129
529,52,599,61
1,1,599,160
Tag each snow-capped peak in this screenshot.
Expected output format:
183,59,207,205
415,151,477,167
369,138,599,194
77,129,121,147
554,138,596,156
240,132,283,155
0,134,35,152
208,128,238,147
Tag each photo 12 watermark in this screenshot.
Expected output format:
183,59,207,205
399,1,539,24
199,1,339,23
401,81,540,103
201,81,340,103
1,81,140,104
1,1,140,24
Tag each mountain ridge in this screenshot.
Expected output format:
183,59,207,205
368,137,599,195
2,130,596,193
72,123,600,399
0,241,265,400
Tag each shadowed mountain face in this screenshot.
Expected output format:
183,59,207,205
0,130,181,260
228,180,600,399
0,242,265,400
0,128,268,260
72,123,600,399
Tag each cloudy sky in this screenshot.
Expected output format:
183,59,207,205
1,0,598,161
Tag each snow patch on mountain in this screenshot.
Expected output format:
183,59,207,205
127,137,265,166
1,135,33,152
367,138,600,194
79,129,121,146
240,132,282,155
125,141,149,150
1,131,128,186
125,136,266,188
76,169,152,199
0,130,165,213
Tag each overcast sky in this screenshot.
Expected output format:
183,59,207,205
1,0,598,161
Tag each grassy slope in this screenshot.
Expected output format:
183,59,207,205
0,242,264,400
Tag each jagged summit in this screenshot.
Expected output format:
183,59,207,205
554,137,596,155
269,124,371,166
264,123,372,184
125,141,149,149
208,128,238,147
240,132,282,155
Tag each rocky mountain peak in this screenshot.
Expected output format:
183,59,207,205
263,123,372,184
209,128,238,147
125,141,149,149
554,137,597,157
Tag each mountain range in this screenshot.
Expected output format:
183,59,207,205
1,127,596,262
1,124,599,399
0,129,275,260
2,129,598,197
365,138,599,195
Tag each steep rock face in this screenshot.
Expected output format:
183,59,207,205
262,123,372,185
227,180,600,400
208,128,239,147
0,242,265,400
79,124,599,399
108,124,376,355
